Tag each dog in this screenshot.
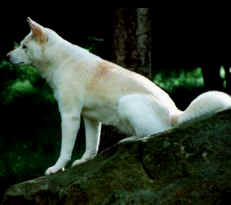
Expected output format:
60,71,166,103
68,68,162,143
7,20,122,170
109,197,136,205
7,17,231,175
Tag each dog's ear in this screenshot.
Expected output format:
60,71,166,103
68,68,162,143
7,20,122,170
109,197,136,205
27,17,48,43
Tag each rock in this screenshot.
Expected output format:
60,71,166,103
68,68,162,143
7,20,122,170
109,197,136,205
2,109,231,205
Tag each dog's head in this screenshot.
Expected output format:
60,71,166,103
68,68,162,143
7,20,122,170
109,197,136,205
7,17,55,68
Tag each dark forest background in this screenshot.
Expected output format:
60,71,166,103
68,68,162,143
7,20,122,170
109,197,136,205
1,7,231,201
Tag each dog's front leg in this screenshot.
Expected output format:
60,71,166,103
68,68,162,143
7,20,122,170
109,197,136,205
45,113,80,175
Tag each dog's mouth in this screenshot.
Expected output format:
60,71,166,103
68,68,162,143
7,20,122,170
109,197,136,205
10,61,25,66
8,57,26,65
15,62,26,65
11,61,24,65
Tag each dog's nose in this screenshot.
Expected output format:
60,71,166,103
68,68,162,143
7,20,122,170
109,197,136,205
6,51,11,57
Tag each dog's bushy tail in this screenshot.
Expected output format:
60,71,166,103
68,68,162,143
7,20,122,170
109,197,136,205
172,91,231,125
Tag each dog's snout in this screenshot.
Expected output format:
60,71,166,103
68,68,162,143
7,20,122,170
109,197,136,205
6,51,11,57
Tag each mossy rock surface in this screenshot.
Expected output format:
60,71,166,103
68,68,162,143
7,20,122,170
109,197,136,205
2,109,231,205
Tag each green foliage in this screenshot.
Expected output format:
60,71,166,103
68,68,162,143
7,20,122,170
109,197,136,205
220,66,226,79
0,60,55,105
154,67,203,93
0,60,39,84
2,80,36,104
0,60,57,186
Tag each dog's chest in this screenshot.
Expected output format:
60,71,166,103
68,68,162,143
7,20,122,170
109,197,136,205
82,97,120,126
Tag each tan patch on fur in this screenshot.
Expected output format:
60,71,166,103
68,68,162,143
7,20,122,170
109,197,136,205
87,59,155,99
30,23,48,43
171,114,178,126
35,31,48,44
87,60,115,89
23,35,33,45
171,110,182,126
97,61,113,76
88,61,113,85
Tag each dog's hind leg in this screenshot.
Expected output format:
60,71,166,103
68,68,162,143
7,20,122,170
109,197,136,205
118,94,171,137
72,117,101,167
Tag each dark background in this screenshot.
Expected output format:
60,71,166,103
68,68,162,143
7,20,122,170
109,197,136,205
1,8,231,66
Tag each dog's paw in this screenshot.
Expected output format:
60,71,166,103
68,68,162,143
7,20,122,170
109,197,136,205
45,166,64,175
72,159,87,167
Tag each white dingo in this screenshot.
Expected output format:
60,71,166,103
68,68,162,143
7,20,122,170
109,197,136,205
7,18,231,175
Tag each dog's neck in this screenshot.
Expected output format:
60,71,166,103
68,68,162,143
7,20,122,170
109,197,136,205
35,39,100,89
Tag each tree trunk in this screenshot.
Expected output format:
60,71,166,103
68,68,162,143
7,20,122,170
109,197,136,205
111,8,152,79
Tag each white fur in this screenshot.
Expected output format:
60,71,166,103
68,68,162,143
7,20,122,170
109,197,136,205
177,91,231,124
7,18,231,175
